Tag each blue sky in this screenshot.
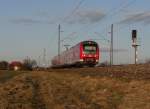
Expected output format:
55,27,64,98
0,0,150,65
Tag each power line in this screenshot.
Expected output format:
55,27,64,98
93,0,138,46
78,0,138,35
106,0,138,19
61,32,77,42
59,0,136,46
74,0,126,31
61,0,85,23
94,32,110,43
87,0,137,65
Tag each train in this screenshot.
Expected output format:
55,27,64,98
51,40,100,67
9,61,23,71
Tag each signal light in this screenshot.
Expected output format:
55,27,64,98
132,30,137,39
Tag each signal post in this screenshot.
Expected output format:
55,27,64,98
132,30,140,64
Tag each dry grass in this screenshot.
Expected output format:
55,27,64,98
0,64,150,109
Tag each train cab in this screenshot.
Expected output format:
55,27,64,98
80,41,99,66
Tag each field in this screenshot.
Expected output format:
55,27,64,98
0,64,150,109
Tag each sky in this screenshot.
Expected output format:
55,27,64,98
0,0,150,65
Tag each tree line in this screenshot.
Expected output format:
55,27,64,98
0,58,37,70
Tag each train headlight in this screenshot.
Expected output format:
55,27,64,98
82,53,86,57
14,66,19,71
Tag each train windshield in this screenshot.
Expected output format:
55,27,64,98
83,44,97,54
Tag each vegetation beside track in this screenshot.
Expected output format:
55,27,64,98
0,64,150,109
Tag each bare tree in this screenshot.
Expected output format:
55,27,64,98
0,61,8,70
23,58,37,70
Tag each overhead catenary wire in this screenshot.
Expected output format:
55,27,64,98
57,0,138,48
57,0,138,39
59,0,130,43
85,0,138,65
105,0,138,19
56,0,85,54
104,0,138,29
61,0,85,23
100,0,138,31
78,0,138,35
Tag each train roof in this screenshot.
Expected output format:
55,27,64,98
81,40,98,44
9,61,22,65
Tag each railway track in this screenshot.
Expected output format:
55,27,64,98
49,64,150,80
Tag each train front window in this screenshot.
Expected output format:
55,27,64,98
83,45,97,54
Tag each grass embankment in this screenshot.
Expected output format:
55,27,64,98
0,64,150,109
0,70,28,83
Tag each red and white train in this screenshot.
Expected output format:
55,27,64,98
51,41,100,67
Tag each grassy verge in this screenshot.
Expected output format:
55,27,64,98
0,70,28,83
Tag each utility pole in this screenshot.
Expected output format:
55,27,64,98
58,24,61,64
38,56,41,66
134,46,138,64
43,48,46,67
110,24,113,66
